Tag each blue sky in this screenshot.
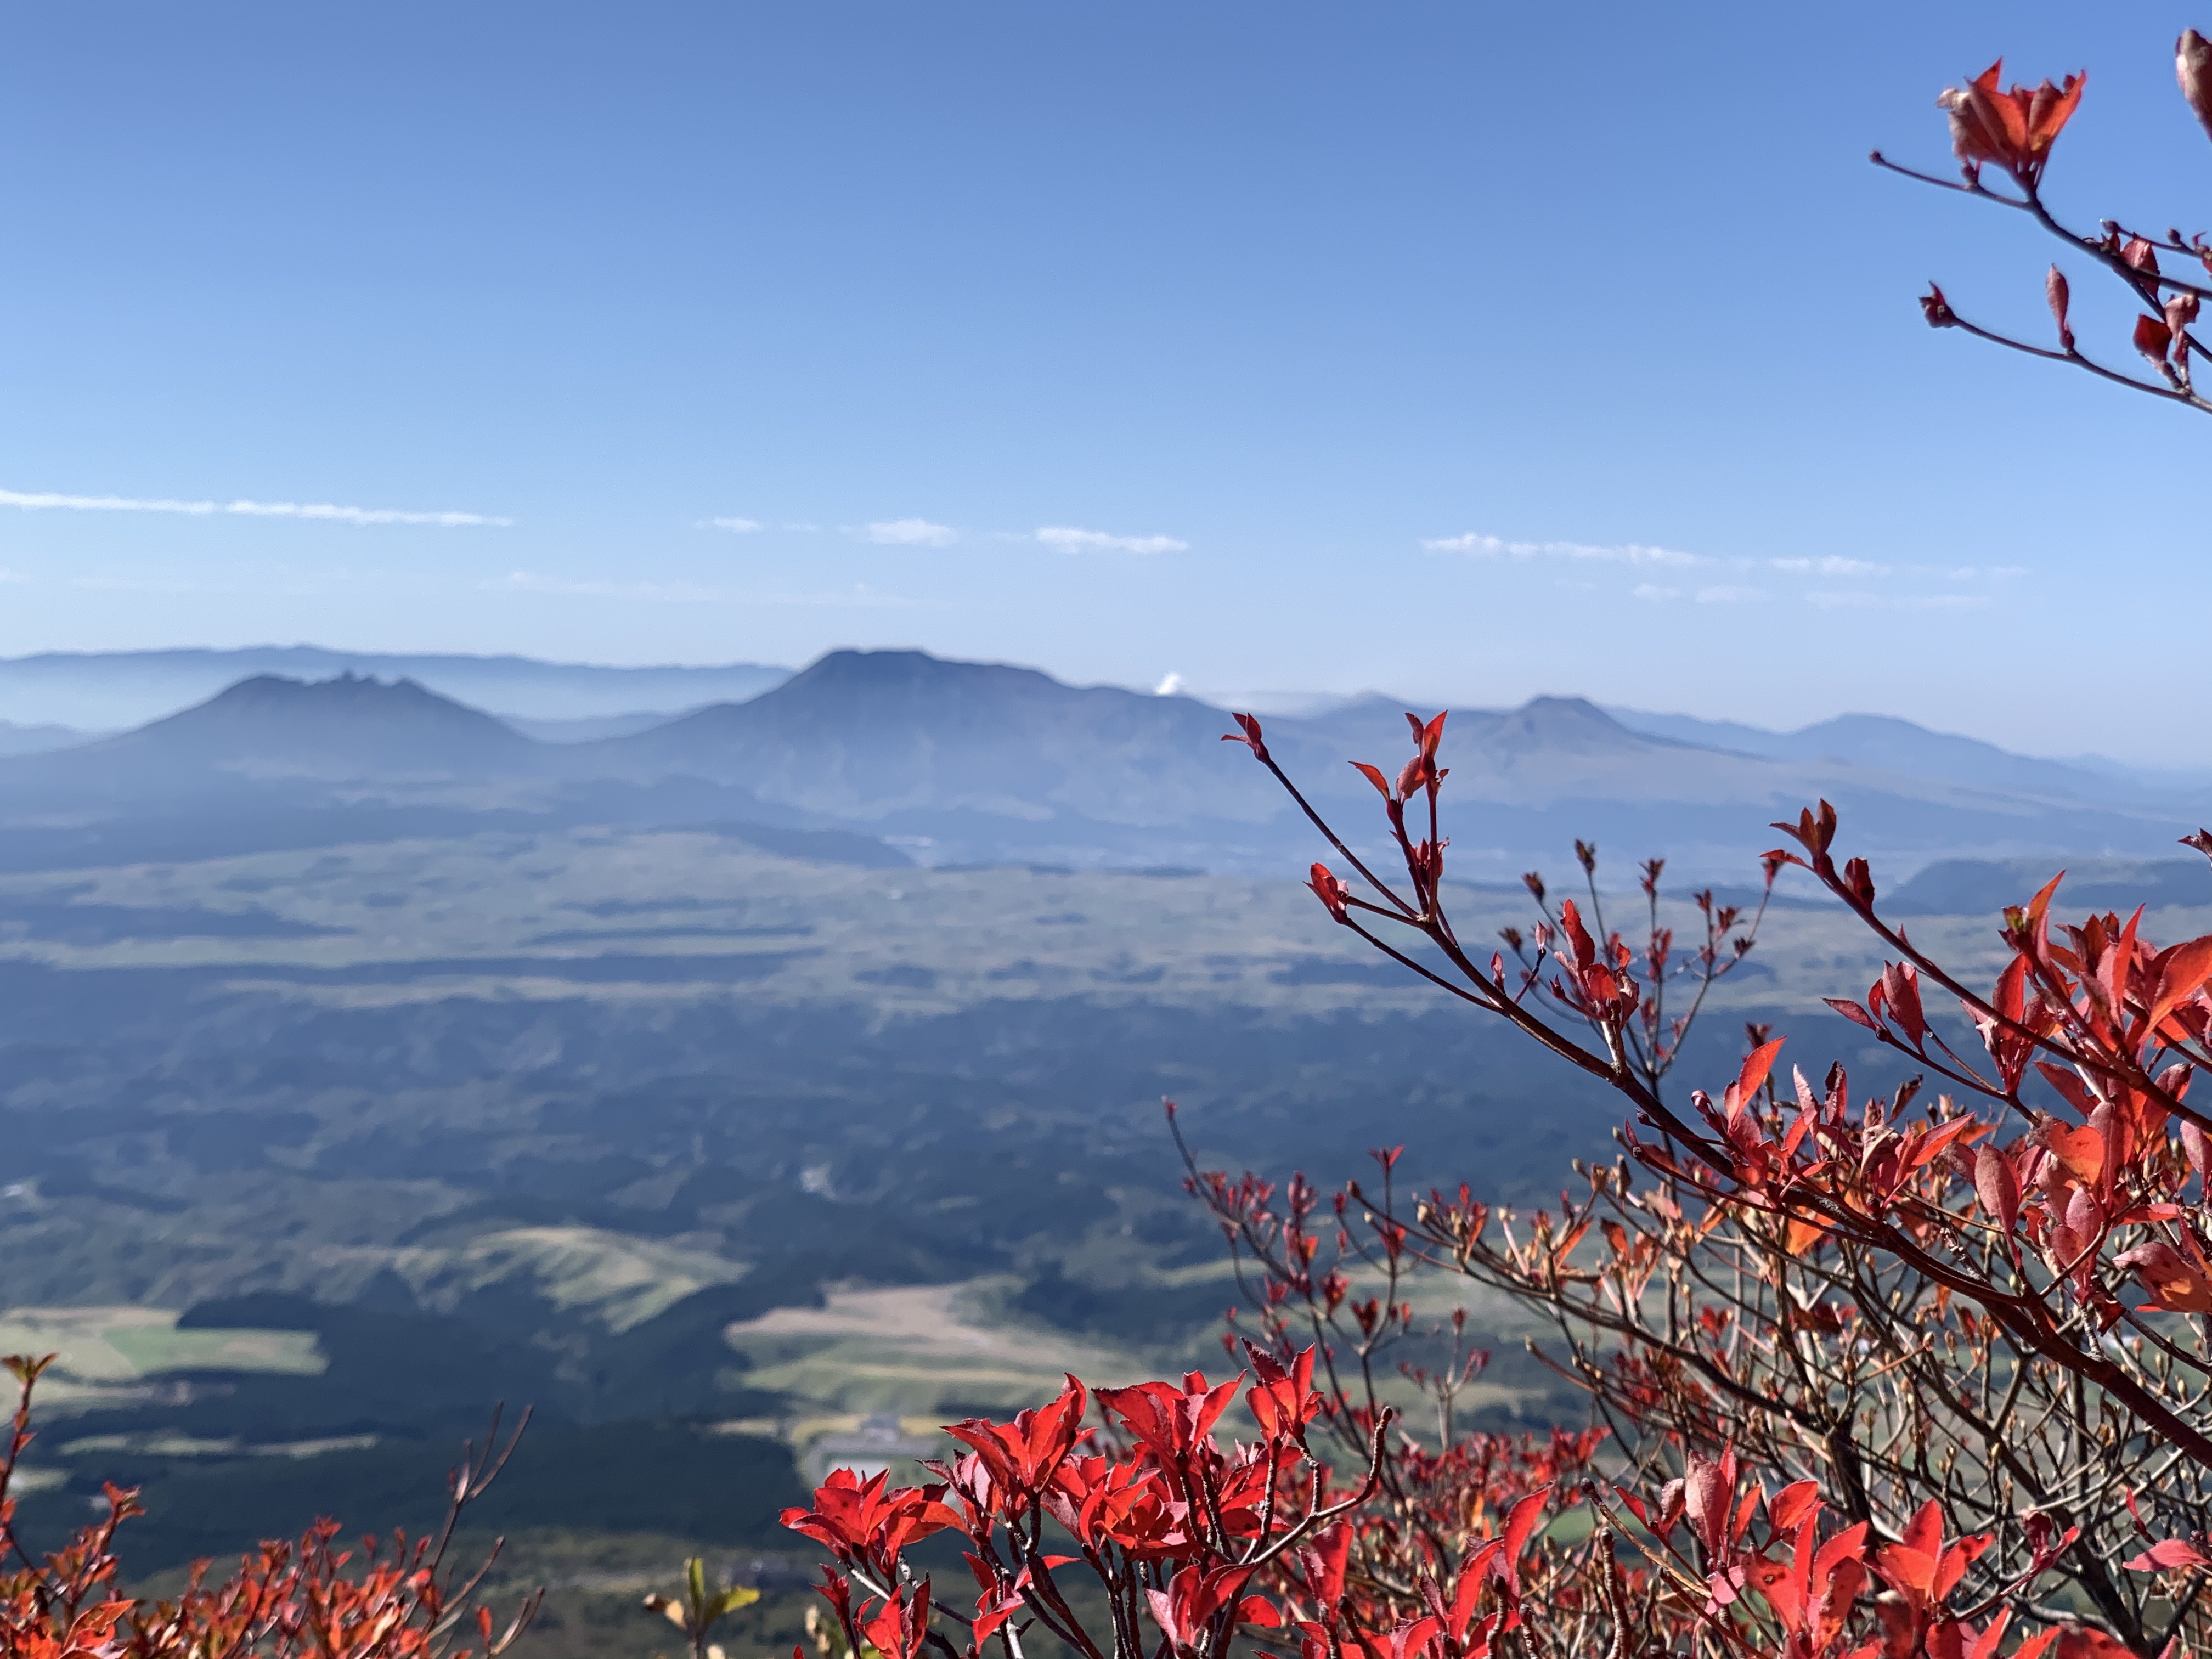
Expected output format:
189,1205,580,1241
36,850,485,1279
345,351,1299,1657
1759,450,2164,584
0,3,2200,757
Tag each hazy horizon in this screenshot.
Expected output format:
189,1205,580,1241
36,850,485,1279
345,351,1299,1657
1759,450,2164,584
0,636,2126,758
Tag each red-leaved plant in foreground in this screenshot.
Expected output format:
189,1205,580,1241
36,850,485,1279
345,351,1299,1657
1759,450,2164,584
1190,682,2212,1656
0,1355,539,1659
776,50,2212,1640
777,721,2212,1655
774,1340,2091,1657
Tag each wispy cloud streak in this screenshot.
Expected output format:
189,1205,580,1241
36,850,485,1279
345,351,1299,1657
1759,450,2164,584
0,487,509,527
1037,525,1188,555
1431,528,2021,612
1425,531,1705,567
1770,555,1887,577
864,518,958,547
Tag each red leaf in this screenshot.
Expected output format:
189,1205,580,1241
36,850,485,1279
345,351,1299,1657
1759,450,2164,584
1558,901,1596,972
2168,291,2201,354
1735,1037,1785,1102
2115,1242,2212,1314
1939,62,2084,182
2035,1062,2098,1120
2151,935,2212,1036
1973,1145,2018,1245
1235,1595,1281,1628
1222,713,1269,763
1724,1037,1785,1123
1500,1487,1551,1590
1767,1479,1821,1535
2123,1536,2212,1571
2041,1119,2106,1186
2024,870,2064,933
1683,1451,1734,1560
1306,864,1351,923
1350,761,1392,799
2185,30,2212,141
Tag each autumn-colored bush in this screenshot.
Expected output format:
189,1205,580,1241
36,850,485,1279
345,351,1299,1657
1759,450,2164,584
1195,682,2212,1656
0,1355,538,1659
775,722,2212,1656
772,46,2212,1659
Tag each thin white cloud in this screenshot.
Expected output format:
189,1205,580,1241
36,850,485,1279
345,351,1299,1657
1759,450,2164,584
1037,525,1188,555
864,518,958,548
1770,555,1888,578
0,486,509,527
1425,531,1705,568
1426,522,2034,632
1154,672,1186,697
709,517,762,534
493,570,929,608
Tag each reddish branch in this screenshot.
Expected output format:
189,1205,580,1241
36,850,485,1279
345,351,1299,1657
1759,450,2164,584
1879,42,2212,414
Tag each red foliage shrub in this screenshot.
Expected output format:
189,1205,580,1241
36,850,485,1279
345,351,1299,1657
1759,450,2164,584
774,1336,2090,1656
1193,695,2212,1655
782,700,2212,1651
0,1356,538,1659
792,94,2212,1632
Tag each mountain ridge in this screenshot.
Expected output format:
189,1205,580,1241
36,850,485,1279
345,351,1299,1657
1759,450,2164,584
0,650,2196,881
1602,704,2155,805
112,672,537,774
0,645,791,727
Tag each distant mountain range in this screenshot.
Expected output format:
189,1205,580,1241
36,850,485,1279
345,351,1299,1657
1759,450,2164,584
0,645,789,730
0,647,2203,884
1603,707,2167,805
